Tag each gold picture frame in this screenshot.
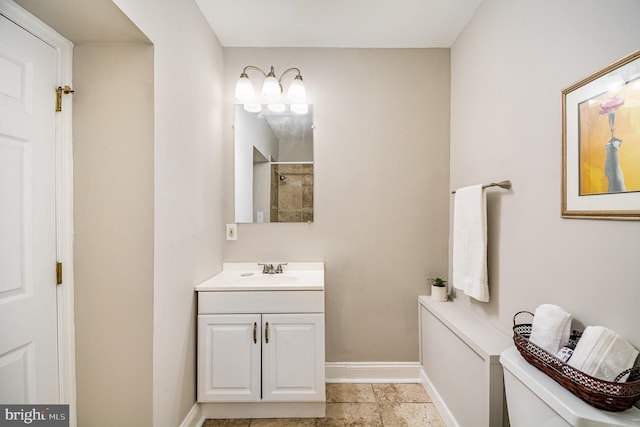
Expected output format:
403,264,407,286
562,50,640,220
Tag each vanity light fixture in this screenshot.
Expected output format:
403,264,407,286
235,65,307,111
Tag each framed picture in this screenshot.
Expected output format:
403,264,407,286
562,50,640,220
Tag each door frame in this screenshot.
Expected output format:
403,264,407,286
0,1,76,424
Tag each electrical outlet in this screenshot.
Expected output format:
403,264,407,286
226,224,237,240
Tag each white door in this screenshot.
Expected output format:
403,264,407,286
0,15,59,403
262,313,325,402
197,314,262,402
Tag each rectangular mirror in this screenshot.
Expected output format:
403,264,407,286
234,104,314,223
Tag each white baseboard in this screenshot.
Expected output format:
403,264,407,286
179,402,205,427
420,369,459,427
201,402,325,419
325,362,423,383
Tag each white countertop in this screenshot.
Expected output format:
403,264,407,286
195,262,325,291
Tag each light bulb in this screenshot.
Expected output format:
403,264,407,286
287,76,306,103
235,74,254,102
290,104,308,114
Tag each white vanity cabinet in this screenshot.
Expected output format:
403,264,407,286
196,263,326,419
198,312,325,403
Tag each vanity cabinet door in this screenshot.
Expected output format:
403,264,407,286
261,313,325,402
198,314,261,402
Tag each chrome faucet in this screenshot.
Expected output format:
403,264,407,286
258,263,287,274
258,263,275,274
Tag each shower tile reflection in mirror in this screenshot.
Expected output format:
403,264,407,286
271,164,313,223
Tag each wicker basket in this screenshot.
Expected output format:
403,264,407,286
512,311,640,412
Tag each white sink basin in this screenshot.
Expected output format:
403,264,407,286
195,262,324,291
236,274,298,285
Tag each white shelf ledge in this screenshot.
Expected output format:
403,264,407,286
418,296,511,363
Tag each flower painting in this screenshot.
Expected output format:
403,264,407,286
563,49,640,219
578,87,640,195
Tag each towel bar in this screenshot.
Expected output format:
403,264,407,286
451,180,511,194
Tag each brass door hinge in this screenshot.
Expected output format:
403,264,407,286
56,262,62,285
55,86,74,112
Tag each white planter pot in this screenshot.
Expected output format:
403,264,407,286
431,285,448,302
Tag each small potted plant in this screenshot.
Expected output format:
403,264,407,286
429,277,448,302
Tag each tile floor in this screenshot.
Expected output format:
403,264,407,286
203,383,445,427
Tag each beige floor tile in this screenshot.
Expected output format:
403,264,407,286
317,403,382,427
379,403,445,427
204,384,444,426
372,383,431,403
326,383,376,403
249,418,317,427
203,419,251,427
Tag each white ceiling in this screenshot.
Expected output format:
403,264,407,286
14,0,482,48
195,0,483,48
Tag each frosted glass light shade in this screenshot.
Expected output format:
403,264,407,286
243,103,262,113
287,77,306,103
267,103,286,113
235,75,254,102
290,104,308,114
262,75,281,101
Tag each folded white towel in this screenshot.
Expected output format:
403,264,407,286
529,304,572,354
568,326,639,382
452,185,489,302
568,326,615,375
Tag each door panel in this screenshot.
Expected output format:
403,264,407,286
0,343,35,403
262,313,325,402
0,15,59,403
0,135,29,300
197,314,261,402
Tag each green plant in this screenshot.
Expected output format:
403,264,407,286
428,277,447,287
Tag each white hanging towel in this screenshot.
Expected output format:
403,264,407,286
452,185,489,302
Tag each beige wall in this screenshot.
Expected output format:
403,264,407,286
223,48,451,362
21,0,228,424
450,0,640,348
112,1,225,425
27,0,640,423
73,43,154,425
